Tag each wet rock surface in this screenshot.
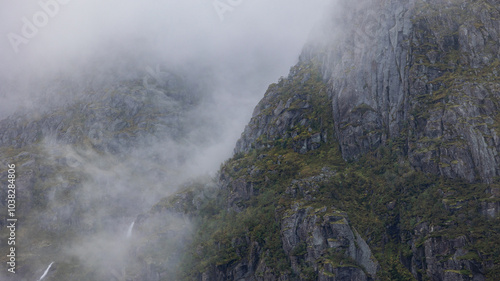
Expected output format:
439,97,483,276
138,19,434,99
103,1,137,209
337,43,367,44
302,0,500,184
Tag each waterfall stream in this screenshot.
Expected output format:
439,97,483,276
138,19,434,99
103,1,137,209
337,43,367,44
38,262,54,281
126,221,135,238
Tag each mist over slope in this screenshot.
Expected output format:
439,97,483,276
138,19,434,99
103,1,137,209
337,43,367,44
3,0,499,280
158,0,500,280
0,0,330,117
0,0,332,280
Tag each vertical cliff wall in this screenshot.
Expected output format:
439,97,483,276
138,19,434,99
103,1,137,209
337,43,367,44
195,1,500,280
298,0,500,183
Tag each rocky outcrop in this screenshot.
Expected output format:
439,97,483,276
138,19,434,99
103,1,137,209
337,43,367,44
301,0,500,183
2,1,499,280
407,222,487,281
198,205,378,281
235,63,331,156
195,162,380,281
301,0,414,161
200,207,377,281
281,204,377,281
202,2,500,280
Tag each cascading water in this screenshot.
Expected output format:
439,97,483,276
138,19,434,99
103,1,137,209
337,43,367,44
38,262,54,281
126,221,135,238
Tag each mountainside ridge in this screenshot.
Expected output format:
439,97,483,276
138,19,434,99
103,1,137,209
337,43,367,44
1,0,500,280
172,0,500,280
0,66,215,280
299,0,500,184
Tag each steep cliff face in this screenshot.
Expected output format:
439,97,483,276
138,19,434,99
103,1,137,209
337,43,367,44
176,67,380,280
176,1,500,280
2,0,500,280
301,0,500,184
181,65,499,281
234,64,330,155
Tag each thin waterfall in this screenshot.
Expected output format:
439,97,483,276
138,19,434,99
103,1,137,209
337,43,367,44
126,221,135,238
38,262,54,281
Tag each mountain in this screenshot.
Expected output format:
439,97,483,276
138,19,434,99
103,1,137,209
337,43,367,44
160,0,500,280
0,65,217,280
304,0,500,184
1,0,500,280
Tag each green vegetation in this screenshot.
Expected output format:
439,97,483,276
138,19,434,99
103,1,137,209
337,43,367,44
175,62,500,280
178,137,500,279
409,0,500,168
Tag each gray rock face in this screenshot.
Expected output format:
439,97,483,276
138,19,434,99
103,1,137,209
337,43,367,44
282,173,378,280
408,223,487,281
216,2,500,280
2,1,498,280
302,0,414,161
202,167,379,281
481,200,500,219
235,64,330,156
200,206,378,281
281,203,377,280
301,0,500,183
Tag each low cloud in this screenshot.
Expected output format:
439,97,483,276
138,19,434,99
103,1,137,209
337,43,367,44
0,0,335,279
